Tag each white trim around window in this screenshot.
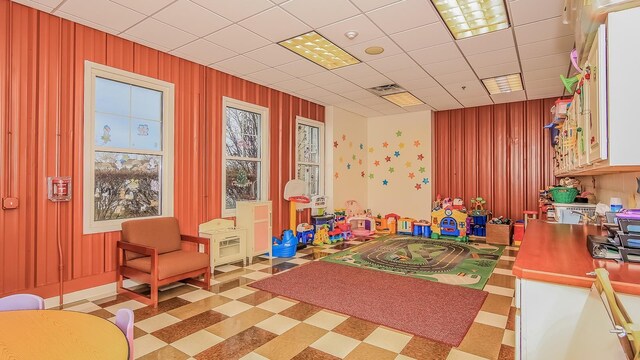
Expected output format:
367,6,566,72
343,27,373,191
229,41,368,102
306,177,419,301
295,116,325,196
221,97,270,217
83,61,174,234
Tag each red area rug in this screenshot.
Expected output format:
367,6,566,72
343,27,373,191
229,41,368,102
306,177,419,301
249,261,488,347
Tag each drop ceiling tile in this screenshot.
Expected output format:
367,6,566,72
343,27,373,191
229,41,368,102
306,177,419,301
246,68,294,84
396,75,440,91
404,103,434,112
524,77,561,89
239,7,311,42
367,53,417,73
281,0,360,28
275,60,325,77
386,66,433,83
57,0,146,33
191,0,274,22
526,86,563,99
349,0,403,13
379,107,408,115
302,71,345,86
271,78,315,91
518,35,574,59
244,44,302,67
412,86,450,99
12,0,56,12
523,65,571,81
456,29,515,56
296,86,337,99
443,79,487,98
408,42,462,66
332,63,380,80
317,15,386,48
320,80,362,93
366,0,440,35
213,55,269,76
422,57,471,76
355,96,388,106
474,62,521,79
349,73,392,88
466,47,518,69
171,38,237,64
491,90,527,104
521,53,568,71
313,93,350,104
425,94,463,110
154,0,231,37
510,0,565,26
514,16,573,45
111,0,174,15
341,88,376,100
124,18,197,50
390,22,452,52
370,101,402,111
457,95,493,107
55,10,121,34
433,69,477,84
344,36,404,61
205,25,270,54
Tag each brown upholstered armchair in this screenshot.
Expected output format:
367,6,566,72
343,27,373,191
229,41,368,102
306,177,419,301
116,217,211,308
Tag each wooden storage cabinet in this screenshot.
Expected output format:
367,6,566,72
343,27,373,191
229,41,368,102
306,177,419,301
236,201,272,264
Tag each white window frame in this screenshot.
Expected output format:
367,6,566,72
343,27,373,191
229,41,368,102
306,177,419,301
222,97,270,217
295,116,325,196
83,61,175,234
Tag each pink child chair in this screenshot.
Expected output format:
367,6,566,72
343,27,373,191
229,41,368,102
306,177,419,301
115,308,135,360
0,294,44,311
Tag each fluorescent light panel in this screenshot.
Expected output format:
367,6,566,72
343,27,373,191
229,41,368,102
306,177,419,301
382,92,424,107
432,0,510,40
279,31,360,70
482,73,523,94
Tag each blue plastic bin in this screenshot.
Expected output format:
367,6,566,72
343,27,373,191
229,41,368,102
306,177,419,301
272,230,298,258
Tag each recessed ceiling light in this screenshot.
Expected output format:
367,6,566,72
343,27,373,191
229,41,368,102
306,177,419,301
482,73,523,94
382,92,424,107
365,46,385,55
344,31,359,40
279,31,360,70
432,0,510,40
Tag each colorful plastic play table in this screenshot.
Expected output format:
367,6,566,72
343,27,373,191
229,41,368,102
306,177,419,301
0,309,129,359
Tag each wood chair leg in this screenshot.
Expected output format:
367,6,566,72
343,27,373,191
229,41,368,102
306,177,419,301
204,268,211,290
150,277,158,308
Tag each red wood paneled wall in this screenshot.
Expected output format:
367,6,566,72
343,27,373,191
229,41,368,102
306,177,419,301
0,1,324,298
432,99,556,220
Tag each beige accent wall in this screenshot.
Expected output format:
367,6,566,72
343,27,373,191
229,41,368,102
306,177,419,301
578,172,640,209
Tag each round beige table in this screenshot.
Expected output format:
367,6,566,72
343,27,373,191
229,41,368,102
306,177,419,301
0,310,129,360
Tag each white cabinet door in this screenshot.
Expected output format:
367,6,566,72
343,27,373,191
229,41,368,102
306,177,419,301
585,24,608,164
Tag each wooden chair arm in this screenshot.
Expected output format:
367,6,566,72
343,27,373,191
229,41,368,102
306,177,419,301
117,241,157,256
181,235,210,255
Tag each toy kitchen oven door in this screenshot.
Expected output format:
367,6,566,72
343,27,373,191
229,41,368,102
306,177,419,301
47,176,72,202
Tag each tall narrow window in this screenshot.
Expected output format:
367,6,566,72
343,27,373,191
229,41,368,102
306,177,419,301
222,97,269,217
84,61,174,234
296,117,324,196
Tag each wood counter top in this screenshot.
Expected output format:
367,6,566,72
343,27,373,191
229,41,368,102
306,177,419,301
512,220,640,295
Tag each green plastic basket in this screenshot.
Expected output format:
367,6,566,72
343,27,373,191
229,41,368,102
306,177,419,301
550,187,579,204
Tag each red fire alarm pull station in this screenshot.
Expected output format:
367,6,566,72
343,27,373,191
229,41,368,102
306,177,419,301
47,176,72,202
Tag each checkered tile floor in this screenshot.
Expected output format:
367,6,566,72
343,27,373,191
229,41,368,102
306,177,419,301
60,237,518,360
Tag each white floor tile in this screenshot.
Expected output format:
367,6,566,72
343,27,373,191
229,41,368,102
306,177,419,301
310,331,360,358
286,258,311,265
363,327,412,353
171,330,224,356
474,311,508,329
255,314,301,335
213,300,253,317
492,268,514,276
484,285,515,297
446,348,490,360
304,310,348,331
178,289,215,303
215,264,242,272
219,287,255,300
502,329,516,347
256,297,296,313
242,271,273,281
135,313,181,333
245,263,271,271
104,299,147,315
133,334,167,359
64,301,102,313
240,352,270,360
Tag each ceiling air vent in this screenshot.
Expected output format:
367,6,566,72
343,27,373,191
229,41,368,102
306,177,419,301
367,84,405,97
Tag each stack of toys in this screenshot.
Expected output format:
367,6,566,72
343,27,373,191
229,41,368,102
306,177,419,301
469,197,489,240
296,223,315,246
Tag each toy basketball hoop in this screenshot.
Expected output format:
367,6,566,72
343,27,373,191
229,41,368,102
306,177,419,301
284,180,310,235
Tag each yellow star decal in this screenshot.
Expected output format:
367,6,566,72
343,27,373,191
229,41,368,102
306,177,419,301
405,161,412,168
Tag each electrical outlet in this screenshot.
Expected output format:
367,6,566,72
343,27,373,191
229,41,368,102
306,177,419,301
2,197,19,209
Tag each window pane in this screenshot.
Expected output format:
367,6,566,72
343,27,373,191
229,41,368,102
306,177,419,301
297,123,320,164
297,164,320,196
226,107,261,158
95,77,130,117
131,86,162,121
95,113,130,148
94,151,162,221
130,119,162,151
225,159,260,210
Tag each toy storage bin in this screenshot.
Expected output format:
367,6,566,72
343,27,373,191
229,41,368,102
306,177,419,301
486,223,513,245
549,187,579,203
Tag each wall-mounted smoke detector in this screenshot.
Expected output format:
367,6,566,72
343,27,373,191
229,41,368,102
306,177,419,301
367,84,424,107
344,31,359,40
